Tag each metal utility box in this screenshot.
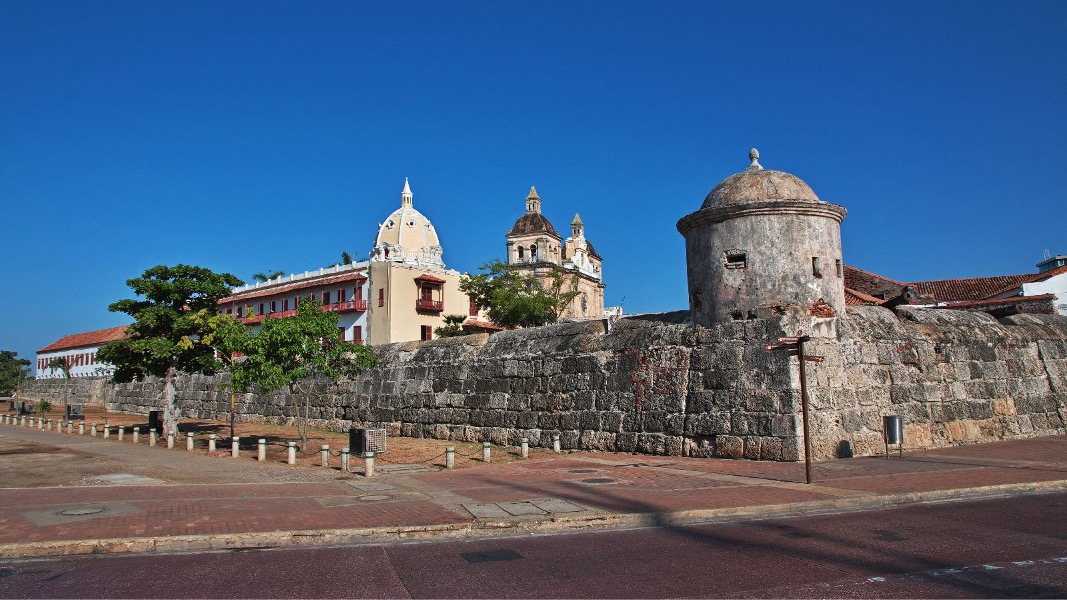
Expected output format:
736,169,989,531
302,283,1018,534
349,428,387,455
65,404,85,420
883,415,903,458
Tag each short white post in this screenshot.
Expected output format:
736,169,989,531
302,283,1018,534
149,429,157,446
231,436,240,458
186,432,195,451
287,442,297,465
320,445,330,468
37,417,43,429
340,447,350,472
117,426,124,441
208,433,217,452
103,425,110,439
167,431,175,449
47,419,53,431
20,416,26,426
482,441,491,463
364,452,375,477
91,423,98,437
257,438,266,462
445,446,455,469
1,415,7,424
67,421,74,434
521,437,529,459
78,422,85,435
133,427,140,443
552,433,561,453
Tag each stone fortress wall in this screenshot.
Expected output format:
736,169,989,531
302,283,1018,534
21,306,1067,461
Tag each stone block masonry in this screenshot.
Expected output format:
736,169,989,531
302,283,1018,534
20,308,1067,461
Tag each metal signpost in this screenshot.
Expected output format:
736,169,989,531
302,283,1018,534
766,333,824,484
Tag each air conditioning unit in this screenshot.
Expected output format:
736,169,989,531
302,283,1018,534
349,427,387,454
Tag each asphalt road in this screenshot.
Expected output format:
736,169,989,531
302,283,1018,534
2,492,1065,598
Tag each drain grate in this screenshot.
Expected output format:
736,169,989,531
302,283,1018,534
59,507,106,516
581,477,616,484
461,549,523,564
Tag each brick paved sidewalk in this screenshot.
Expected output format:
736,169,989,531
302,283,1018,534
1,421,1065,558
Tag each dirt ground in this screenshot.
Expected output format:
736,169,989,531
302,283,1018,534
3,405,547,471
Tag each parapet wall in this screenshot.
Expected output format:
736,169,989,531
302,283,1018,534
19,307,1067,461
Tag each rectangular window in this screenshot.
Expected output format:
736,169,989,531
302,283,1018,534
259,303,265,316
339,288,346,303
323,291,331,305
270,300,277,313
421,325,433,341
836,259,842,278
469,296,478,317
421,285,433,302
237,306,243,317
226,307,233,314
353,325,362,344
724,250,747,270
355,286,363,301
284,299,289,311
812,257,823,278
378,288,385,307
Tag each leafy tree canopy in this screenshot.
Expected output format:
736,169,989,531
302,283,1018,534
434,314,468,338
98,264,244,383
460,259,580,329
0,351,31,395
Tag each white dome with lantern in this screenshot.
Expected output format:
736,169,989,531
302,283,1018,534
371,178,445,267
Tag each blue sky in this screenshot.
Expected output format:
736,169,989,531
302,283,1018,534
2,1,1065,366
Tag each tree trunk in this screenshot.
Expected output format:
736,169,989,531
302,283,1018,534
162,361,179,435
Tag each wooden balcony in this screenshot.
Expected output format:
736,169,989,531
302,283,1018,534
415,299,444,312
324,299,367,313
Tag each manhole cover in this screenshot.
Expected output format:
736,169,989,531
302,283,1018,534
359,495,392,502
568,469,597,474
581,478,616,484
59,507,107,516
0,568,20,578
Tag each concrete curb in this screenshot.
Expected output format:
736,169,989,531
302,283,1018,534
3,478,1066,559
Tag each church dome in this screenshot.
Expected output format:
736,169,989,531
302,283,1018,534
702,148,820,210
507,186,561,239
371,179,445,267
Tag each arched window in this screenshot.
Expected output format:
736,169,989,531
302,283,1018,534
518,247,524,260
530,245,537,260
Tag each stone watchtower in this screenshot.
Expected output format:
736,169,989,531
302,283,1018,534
677,149,847,326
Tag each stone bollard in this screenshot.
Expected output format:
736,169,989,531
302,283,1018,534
231,437,240,458
186,432,195,451
21,416,27,427
91,423,98,437
521,437,529,459
47,419,53,431
117,426,124,441
482,441,491,463
149,429,157,446
79,422,85,435
287,442,297,465
364,452,375,477
37,417,43,429
208,433,217,452
167,431,175,449
340,447,350,472
103,425,110,439
320,445,330,468
445,446,455,469
257,439,266,462
67,421,73,434
2,415,7,424
552,433,561,453
133,427,140,443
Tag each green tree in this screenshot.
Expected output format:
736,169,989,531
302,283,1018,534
251,270,284,283
46,356,74,416
181,309,253,440
328,251,356,268
237,298,377,450
434,314,468,338
460,259,580,328
97,265,244,436
0,351,31,396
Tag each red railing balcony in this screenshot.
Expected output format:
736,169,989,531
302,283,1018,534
415,299,444,312
324,299,368,313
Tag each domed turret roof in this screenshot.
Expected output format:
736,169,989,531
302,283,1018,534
371,179,445,267
508,186,561,239
702,148,820,210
